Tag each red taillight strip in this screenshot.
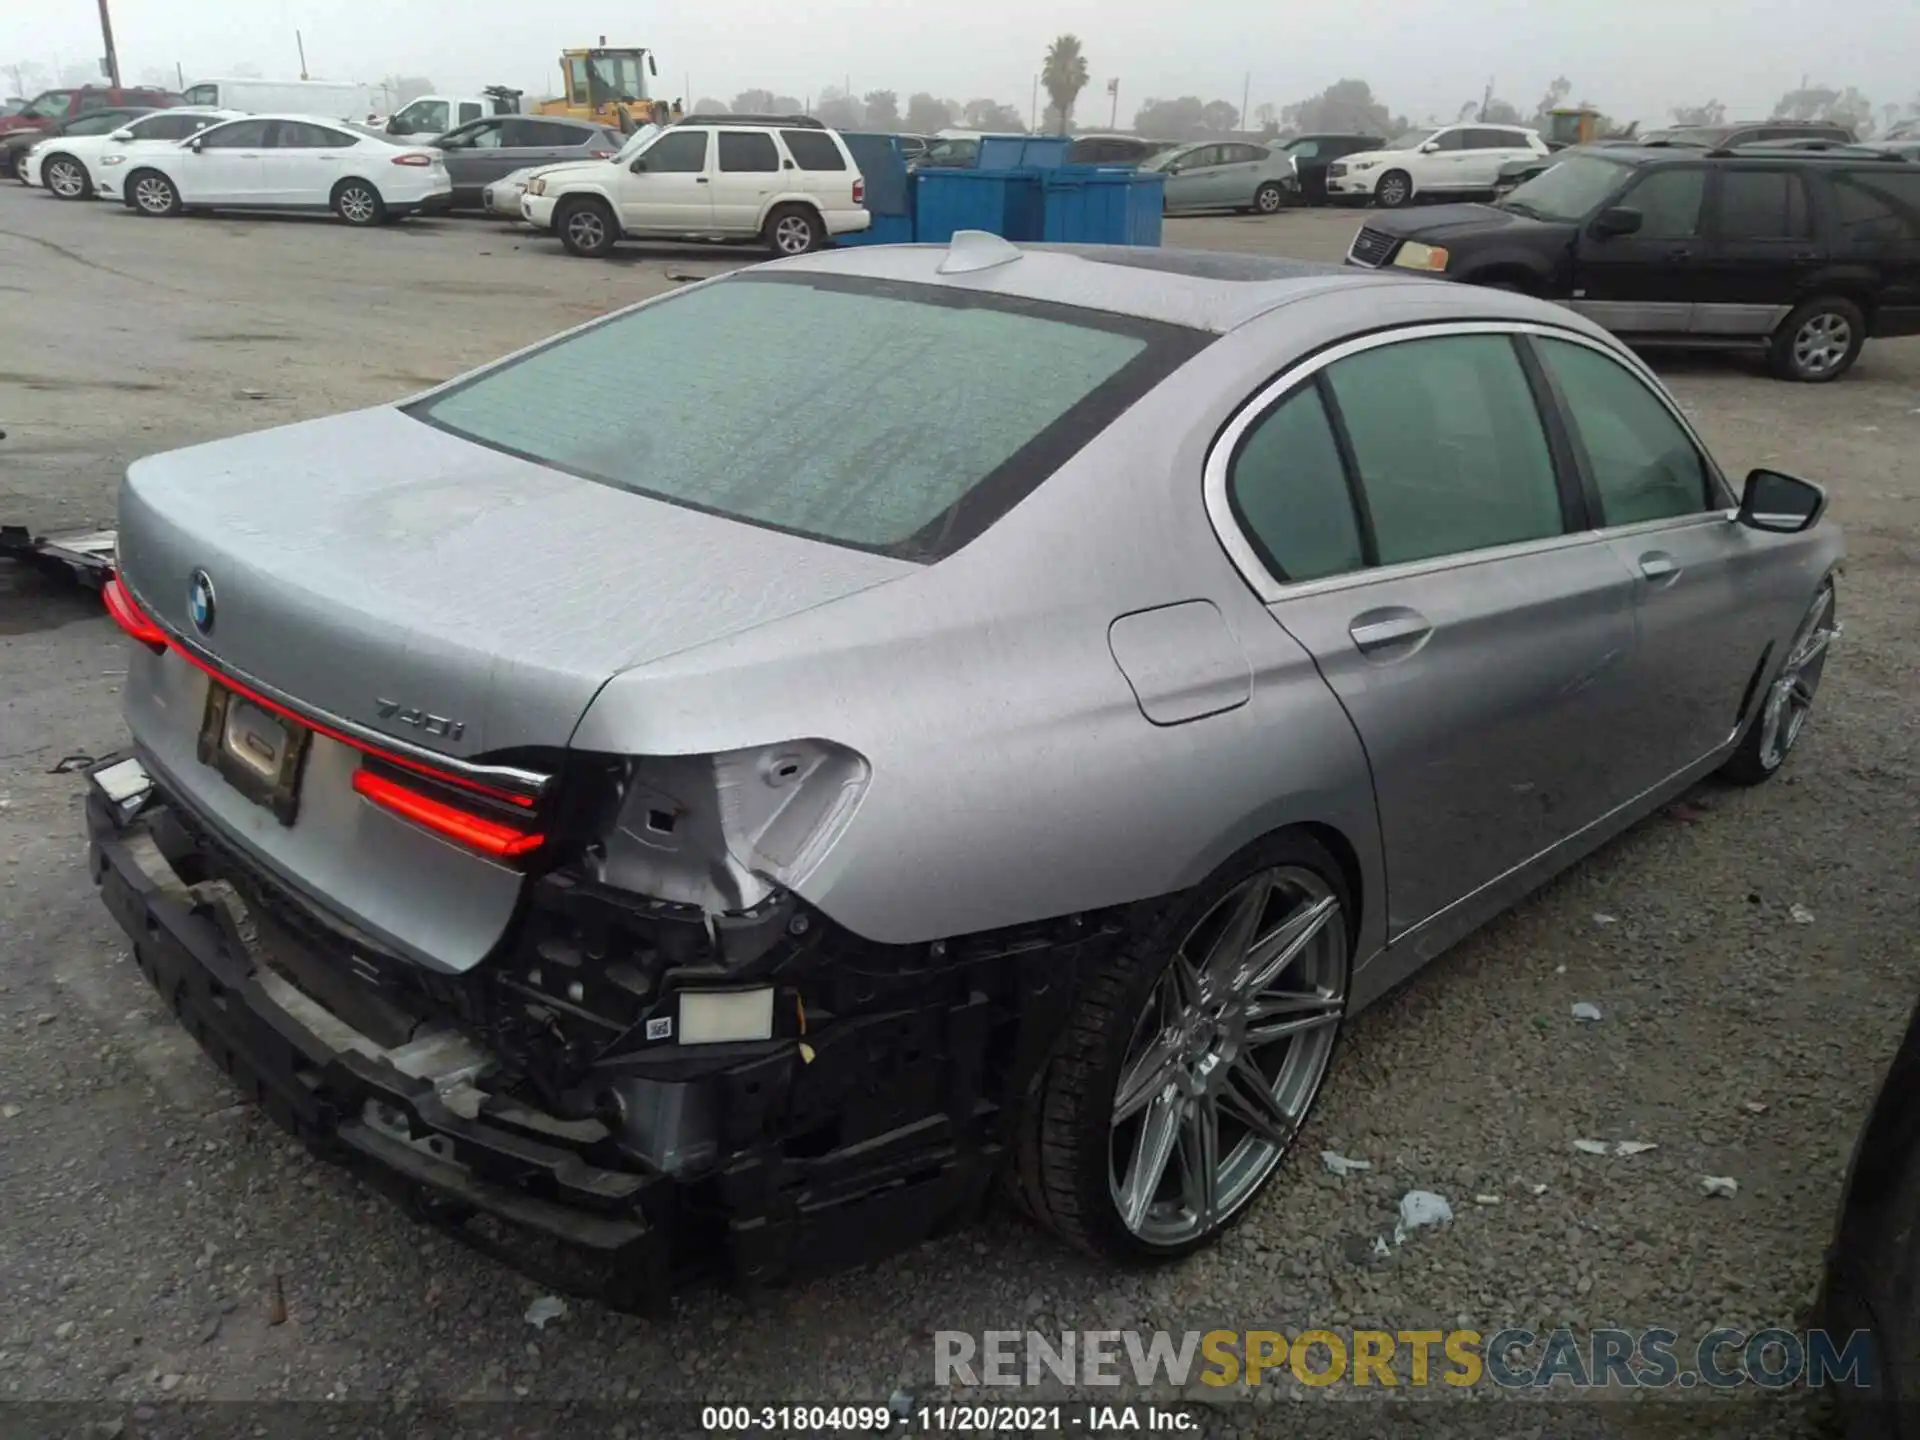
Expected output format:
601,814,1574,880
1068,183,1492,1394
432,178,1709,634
109,576,547,809
103,578,168,652
352,768,545,859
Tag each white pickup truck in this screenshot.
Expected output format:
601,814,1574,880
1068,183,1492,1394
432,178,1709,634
380,92,519,141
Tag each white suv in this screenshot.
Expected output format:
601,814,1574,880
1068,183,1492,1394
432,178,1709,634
522,119,869,258
1325,124,1549,208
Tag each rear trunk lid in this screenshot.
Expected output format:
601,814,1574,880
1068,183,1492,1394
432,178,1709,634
114,405,914,970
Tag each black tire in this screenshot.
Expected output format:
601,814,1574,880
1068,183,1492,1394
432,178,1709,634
1770,296,1866,382
763,203,824,257
1719,578,1837,786
43,153,92,201
126,169,181,217
331,179,385,227
1012,829,1353,1262
556,196,619,257
1374,169,1413,208
1253,182,1285,215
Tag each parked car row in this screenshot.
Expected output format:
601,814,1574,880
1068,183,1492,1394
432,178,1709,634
1345,142,1920,381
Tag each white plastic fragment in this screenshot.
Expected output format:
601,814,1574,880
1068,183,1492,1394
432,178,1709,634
1474,1194,1502,1206
524,1295,568,1330
1614,1141,1659,1157
1744,1101,1769,1115
1392,1190,1454,1245
1554,964,1566,975
1592,913,1619,926
1321,1151,1372,1177
1790,905,1816,925
1701,1176,1739,1199
1573,1140,1611,1155
1571,1002,1603,1023
1529,1183,1548,1196
1574,1140,1658,1156
1370,1235,1391,1259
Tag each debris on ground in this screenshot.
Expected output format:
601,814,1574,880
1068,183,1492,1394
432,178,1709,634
1790,905,1816,925
1744,1101,1769,1115
1474,1194,1502,1206
1592,913,1619,926
1575,1140,1659,1157
1321,1151,1372,1177
1529,1183,1548,1196
1701,1176,1739,1199
524,1295,568,1330
266,1275,287,1327
1571,1002,1603,1023
0,524,115,589
1392,1190,1454,1245
1667,800,1710,824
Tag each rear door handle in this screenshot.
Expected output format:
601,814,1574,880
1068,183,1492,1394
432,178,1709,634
1638,552,1679,580
695,176,709,184
1349,611,1433,653
1666,247,1693,260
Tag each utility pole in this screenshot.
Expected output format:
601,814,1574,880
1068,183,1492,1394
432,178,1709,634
1108,78,1118,129
96,0,121,86
296,30,309,81
1030,74,1038,131
1240,72,1250,131
176,61,184,89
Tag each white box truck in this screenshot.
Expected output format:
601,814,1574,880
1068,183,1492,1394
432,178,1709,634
179,78,383,121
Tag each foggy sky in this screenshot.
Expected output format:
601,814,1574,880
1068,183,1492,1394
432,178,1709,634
6,0,1915,129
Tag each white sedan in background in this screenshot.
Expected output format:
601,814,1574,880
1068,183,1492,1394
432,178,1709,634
26,108,242,201
112,113,452,225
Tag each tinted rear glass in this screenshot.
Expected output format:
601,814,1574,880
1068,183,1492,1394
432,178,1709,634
406,275,1207,560
781,129,845,170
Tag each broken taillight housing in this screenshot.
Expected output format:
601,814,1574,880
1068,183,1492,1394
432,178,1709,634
103,577,168,653
352,757,546,860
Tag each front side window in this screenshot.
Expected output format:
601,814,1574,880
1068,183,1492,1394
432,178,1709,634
1716,169,1813,239
1287,139,1321,158
1227,383,1365,582
407,275,1202,559
25,91,76,120
1536,338,1712,525
458,102,482,124
1617,167,1706,238
718,130,779,172
782,130,846,171
64,112,131,137
400,99,449,133
198,119,271,149
1432,129,1470,152
1500,154,1632,220
1326,335,1564,565
637,129,707,173
452,121,506,149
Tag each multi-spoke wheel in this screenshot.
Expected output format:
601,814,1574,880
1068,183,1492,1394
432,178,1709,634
1771,297,1866,382
1722,579,1839,785
1016,832,1351,1260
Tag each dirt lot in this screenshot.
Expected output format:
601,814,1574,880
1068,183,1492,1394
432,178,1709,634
2,191,1917,1433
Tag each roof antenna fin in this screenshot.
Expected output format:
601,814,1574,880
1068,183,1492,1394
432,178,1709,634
938,229,1024,275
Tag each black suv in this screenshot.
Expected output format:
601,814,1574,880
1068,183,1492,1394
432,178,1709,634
1346,145,1920,381
1272,133,1387,204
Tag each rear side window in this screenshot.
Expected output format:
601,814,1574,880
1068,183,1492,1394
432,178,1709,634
718,130,779,172
134,114,204,140
64,112,130,137
458,102,483,124
1325,336,1564,565
1716,170,1813,239
1433,130,1469,152
406,275,1205,559
781,130,846,171
1535,338,1712,525
1227,384,1365,582
183,84,218,107
1829,171,1920,242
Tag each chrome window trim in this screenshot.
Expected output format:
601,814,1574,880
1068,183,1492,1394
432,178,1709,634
1204,318,1733,603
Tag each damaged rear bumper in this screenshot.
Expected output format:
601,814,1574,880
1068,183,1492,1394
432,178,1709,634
84,752,1111,1303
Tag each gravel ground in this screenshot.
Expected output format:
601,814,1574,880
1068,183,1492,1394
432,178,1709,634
2,191,1917,1436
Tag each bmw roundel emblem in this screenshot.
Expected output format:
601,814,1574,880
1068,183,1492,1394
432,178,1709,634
187,569,216,635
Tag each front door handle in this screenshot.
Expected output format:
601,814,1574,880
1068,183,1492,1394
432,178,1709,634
695,176,709,184
1349,611,1433,654
1666,247,1693,260
1638,552,1679,580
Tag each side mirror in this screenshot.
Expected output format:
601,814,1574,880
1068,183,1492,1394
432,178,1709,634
628,158,648,172
1419,140,1440,153
1164,163,1182,174
108,129,133,141
186,138,204,152
1737,469,1827,533
1590,205,1643,238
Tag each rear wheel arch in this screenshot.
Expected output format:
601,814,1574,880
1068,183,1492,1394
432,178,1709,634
762,200,826,255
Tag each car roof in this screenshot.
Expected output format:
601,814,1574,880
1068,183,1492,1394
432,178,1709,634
755,240,1593,335
1601,143,1905,166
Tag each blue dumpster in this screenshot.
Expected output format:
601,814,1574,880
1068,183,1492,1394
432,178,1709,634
913,168,1043,243
976,134,1072,170
1037,167,1164,246
836,132,914,247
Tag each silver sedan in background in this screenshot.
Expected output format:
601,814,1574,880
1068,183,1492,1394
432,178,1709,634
86,242,1841,1300
1145,140,1300,214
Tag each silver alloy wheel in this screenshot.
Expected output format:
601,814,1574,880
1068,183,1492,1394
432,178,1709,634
47,159,85,198
1108,865,1345,1247
1376,174,1409,206
338,186,378,224
1758,584,1837,771
773,213,815,254
565,208,607,251
1792,312,1853,377
133,175,174,214
1256,185,1282,213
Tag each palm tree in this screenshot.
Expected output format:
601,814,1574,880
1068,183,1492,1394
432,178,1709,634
1042,34,1089,133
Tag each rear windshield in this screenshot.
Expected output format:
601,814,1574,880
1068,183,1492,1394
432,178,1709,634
406,273,1205,560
